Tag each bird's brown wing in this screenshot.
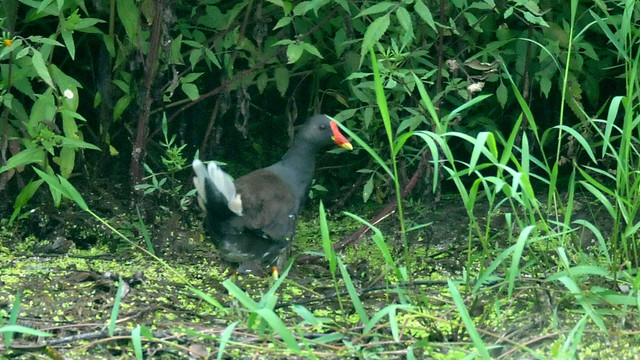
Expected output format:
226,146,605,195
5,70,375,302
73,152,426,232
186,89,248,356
234,169,297,243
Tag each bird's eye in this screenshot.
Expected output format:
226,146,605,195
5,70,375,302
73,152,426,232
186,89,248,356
319,124,327,130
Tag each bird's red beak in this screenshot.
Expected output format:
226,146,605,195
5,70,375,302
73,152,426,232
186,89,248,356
330,120,353,150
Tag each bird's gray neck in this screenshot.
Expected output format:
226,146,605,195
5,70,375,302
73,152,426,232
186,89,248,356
269,141,317,202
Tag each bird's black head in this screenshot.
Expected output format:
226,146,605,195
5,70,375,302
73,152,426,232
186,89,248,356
295,115,352,151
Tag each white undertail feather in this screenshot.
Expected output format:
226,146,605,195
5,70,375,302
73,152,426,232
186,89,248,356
192,159,243,216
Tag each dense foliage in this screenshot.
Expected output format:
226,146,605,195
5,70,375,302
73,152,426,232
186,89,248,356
2,0,640,358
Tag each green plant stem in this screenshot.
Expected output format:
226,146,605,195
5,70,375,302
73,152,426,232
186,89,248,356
554,0,578,215
369,49,410,280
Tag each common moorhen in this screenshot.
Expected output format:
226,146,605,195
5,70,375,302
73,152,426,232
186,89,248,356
193,115,352,274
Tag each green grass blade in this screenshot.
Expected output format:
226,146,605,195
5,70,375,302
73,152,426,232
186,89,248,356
0,325,52,338
4,291,21,348
108,276,125,337
331,120,393,178
136,205,154,255
338,257,369,324
222,280,258,312
319,201,336,274
508,225,536,299
255,308,301,354
131,325,143,360
447,279,490,359
217,321,239,360
189,287,228,313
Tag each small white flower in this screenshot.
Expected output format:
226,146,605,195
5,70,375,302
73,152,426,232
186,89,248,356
63,89,74,99
467,82,485,94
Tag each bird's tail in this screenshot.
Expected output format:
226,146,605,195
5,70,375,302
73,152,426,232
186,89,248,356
192,159,243,220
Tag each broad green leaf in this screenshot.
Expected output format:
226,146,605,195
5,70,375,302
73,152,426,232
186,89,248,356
292,2,311,16
181,83,199,100
360,14,390,61
286,43,304,63
273,17,291,30
189,48,202,69
59,137,100,150
204,48,222,69
60,30,75,59
73,18,105,31
9,179,44,226
33,167,88,210
396,7,414,40
28,37,63,46
0,148,44,174
523,11,549,27
113,95,131,120
58,146,75,178
356,2,393,18
414,0,437,32
31,50,54,88
51,65,81,111
117,0,140,44
300,41,323,59
274,67,289,96
496,81,507,108
256,72,268,94
539,76,551,98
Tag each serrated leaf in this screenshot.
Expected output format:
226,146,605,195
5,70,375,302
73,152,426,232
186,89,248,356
274,67,289,96
360,14,390,60
356,2,393,18
496,82,507,108
523,11,549,27
396,7,414,40
414,0,436,32
31,50,53,88
300,41,323,59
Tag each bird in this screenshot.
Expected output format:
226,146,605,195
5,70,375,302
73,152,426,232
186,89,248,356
192,115,352,274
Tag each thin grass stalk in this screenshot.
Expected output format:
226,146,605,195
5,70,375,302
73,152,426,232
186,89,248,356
369,49,410,279
319,201,344,311
554,0,578,188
